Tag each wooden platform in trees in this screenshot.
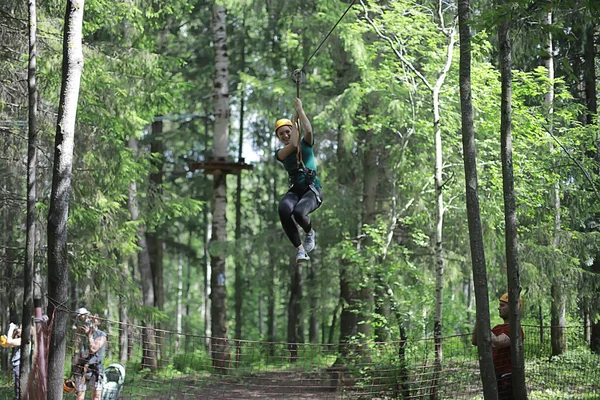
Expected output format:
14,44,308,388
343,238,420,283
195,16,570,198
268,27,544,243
189,156,254,175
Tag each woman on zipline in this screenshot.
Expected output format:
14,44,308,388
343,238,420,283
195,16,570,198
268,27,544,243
275,97,322,262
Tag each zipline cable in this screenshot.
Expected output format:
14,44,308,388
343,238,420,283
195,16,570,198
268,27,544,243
300,0,358,72
291,0,357,167
199,0,358,102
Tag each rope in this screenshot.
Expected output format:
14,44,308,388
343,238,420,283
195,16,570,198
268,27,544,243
300,0,358,72
198,0,357,103
292,70,304,167
290,0,356,167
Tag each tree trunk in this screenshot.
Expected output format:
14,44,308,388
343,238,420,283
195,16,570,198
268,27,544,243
147,119,164,364
119,289,128,364
210,4,231,373
20,0,38,392
583,24,597,125
337,123,360,358
46,1,85,398
287,255,303,361
431,80,445,400
185,229,193,354
584,17,600,357
258,292,263,338
127,138,157,371
544,8,567,358
591,319,600,354
267,152,277,355
176,255,183,352
458,2,498,396
430,18,456,400
497,6,527,398
328,299,341,345
267,256,276,354
308,251,319,344
359,135,377,342
203,206,211,352
148,119,164,312
550,278,567,356
234,8,247,345
583,299,591,344
551,281,567,355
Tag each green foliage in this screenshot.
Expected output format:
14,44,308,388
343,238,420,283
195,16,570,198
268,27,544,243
1,2,599,391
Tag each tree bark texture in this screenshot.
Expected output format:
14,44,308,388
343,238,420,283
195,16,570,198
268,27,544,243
210,4,231,373
458,0,497,396
20,0,38,392
46,1,84,398
497,7,527,398
234,8,247,344
147,119,164,363
203,206,211,352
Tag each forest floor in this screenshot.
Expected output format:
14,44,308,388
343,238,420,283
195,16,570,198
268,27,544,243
118,368,395,399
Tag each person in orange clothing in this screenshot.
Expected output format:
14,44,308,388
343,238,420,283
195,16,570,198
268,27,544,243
472,293,524,400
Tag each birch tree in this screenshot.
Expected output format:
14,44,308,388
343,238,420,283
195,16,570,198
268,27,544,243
360,2,456,395
210,4,231,372
542,6,567,356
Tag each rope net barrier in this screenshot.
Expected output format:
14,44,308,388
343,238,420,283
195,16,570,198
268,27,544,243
58,311,600,400
3,309,599,399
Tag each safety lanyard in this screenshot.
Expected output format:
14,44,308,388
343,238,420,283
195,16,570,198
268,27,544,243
292,69,305,169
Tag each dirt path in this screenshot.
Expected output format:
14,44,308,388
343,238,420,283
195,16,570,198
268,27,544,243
117,369,393,399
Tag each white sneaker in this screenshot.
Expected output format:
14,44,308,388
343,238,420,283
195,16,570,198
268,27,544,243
303,230,316,253
296,249,310,262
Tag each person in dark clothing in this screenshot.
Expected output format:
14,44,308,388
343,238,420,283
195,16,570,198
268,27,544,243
275,97,322,262
472,293,524,400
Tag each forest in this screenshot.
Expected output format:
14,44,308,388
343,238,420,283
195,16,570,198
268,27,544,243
0,0,599,399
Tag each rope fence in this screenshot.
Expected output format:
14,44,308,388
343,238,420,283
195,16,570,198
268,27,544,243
2,312,599,399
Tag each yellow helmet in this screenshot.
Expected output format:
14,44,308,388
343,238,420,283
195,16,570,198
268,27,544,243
274,118,293,133
63,378,76,393
499,293,523,309
0,335,7,347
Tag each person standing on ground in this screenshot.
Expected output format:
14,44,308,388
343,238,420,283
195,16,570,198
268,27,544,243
472,293,524,400
72,308,107,400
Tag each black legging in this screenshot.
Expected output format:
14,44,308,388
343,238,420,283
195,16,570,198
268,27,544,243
278,186,322,248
